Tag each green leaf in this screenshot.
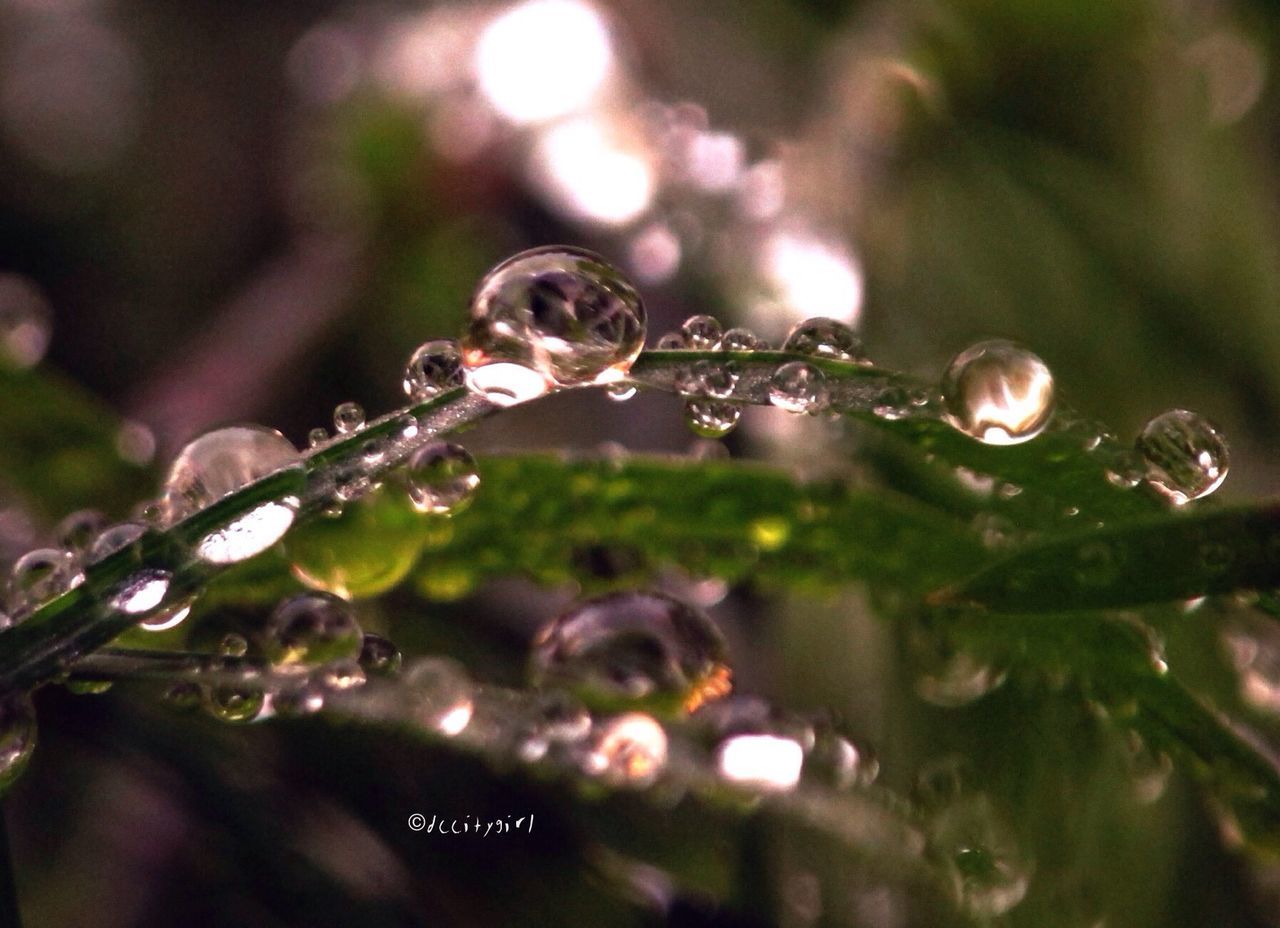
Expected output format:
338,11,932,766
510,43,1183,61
934,502,1280,613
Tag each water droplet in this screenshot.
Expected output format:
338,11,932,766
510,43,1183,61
318,658,365,691
164,682,202,710
273,684,325,717
462,246,646,399
680,314,722,350
916,651,1007,708
530,591,732,714
108,568,173,616
716,733,805,791
929,795,1031,917
0,275,52,369
403,338,465,401
769,361,828,413
804,726,879,789
358,633,402,676
580,711,668,786
405,441,480,516
941,340,1054,445
404,657,474,736
219,632,249,658
139,596,194,633
683,399,740,439
53,509,106,554
8,548,80,615
655,331,685,350
782,317,866,363
162,426,304,562
1121,730,1173,803
66,679,112,696
518,691,593,762
203,685,266,724
684,359,737,398
307,427,329,449
721,327,765,351
87,521,146,564
333,401,365,434
1136,408,1229,505
605,383,636,402
263,592,362,670
0,693,36,790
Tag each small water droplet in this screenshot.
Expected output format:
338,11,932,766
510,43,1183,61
263,592,362,670
136,591,194,632
685,359,737,398
580,711,668,786
0,275,52,369
333,401,365,434
53,509,106,554
273,684,325,717
164,681,202,710
307,427,329,449
8,548,80,615
405,441,480,516
0,693,36,790
1136,408,1229,505
530,591,732,715
108,568,173,616
219,632,249,658
683,399,740,439
403,338,465,401
941,340,1054,445
318,658,365,691
655,331,685,350
66,678,112,696
404,657,474,736
203,684,266,724
804,727,879,789
462,246,646,398
680,314,722,350
86,522,145,565
769,361,828,413
782,317,866,363
721,327,765,351
1122,730,1173,803
358,633,402,676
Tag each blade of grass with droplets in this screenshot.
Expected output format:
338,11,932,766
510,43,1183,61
932,503,1280,613
631,350,1164,529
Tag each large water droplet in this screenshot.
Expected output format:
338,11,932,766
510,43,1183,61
782,317,866,363
8,548,80,615
530,591,732,714
579,711,668,787
0,693,36,790
1136,408,1229,505
403,339,465,401
0,274,52,369
683,399,740,439
162,426,304,563
405,441,480,516
769,361,828,413
941,340,1054,445
461,246,646,400
263,592,363,670
404,657,474,736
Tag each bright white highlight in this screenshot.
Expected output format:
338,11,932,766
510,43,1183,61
716,734,804,791
140,604,191,633
196,500,298,565
464,361,552,407
763,231,863,325
110,569,172,616
476,0,613,124
437,702,474,736
533,117,654,225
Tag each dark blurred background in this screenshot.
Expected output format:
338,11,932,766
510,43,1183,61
5,0,1280,925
